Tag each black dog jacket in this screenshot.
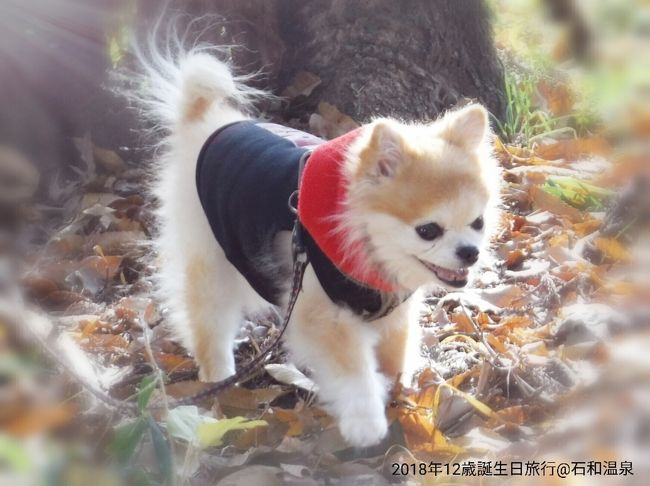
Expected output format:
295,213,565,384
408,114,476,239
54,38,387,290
195,121,408,319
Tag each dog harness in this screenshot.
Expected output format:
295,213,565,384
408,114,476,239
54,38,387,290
195,121,408,320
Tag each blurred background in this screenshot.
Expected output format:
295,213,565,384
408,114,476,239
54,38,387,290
0,0,648,484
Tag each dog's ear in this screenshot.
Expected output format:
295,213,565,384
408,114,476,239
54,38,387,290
359,120,404,180
437,104,489,150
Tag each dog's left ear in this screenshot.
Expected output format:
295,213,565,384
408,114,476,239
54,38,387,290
359,120,404,180
438,104,489,150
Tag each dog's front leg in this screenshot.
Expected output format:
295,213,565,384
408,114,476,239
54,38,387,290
287,267,389,447
375,292,424,388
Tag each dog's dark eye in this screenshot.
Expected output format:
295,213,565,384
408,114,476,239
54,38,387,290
415,222,443,241
471,216,484,231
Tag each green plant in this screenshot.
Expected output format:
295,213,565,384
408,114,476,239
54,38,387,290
493,73,557,145
106,375,269,485
107,375,174,486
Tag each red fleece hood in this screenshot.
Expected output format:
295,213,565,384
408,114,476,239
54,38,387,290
297,129,397,293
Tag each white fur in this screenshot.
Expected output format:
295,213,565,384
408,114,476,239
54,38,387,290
135,43,498,446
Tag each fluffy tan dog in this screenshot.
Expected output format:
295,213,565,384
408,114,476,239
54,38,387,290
138,50,501,447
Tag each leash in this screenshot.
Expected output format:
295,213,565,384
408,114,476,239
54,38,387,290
169,244,308,407
30,152,311,414
165,150,312,408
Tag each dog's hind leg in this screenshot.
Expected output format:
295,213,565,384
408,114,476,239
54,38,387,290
182,250,263,383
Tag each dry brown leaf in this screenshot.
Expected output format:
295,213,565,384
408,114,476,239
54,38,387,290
155,352,195,373
475,285,529,309
490,405,527,427
530,185,585,222
269,408,304,437
416,367,438,388
593,237,630,263
4,404,76,437
486,334,508,353
594,153,648,187
449,311,474,333
573,219,602,237
537,79,574,116
80,193,122,210
505,249,526,269
535,138,610,162
495,138,551,167
164,380,211,400
309,101,359,139
493,316,533,336
93,146,126,173
22,275,60,299
41,290,87,308
79,333,129,351
78,255,123,280
45,234,85,256
78,318,100,337
217,387,284,416
88,231,146,254
397,410,463,454
281,71,321,98
548,228,569,245
476,312,491,329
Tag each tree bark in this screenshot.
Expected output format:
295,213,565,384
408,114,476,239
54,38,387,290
276,0,505,122
170,0,505,124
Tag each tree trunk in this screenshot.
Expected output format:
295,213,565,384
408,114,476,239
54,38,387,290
277,0,505,122
170,0,505,124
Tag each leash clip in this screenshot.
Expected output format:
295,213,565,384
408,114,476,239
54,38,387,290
287,190,299,215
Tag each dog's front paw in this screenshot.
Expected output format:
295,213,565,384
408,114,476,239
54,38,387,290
337,400,388,447
197,362,235,383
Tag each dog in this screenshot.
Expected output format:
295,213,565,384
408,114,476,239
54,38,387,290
138,49,501,447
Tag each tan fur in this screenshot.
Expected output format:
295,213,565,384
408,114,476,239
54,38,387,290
184,255,213,377
353,120,491,226
291,311,363,376
376,323,410,379
184,96,211,122
362,157,489,225
439,104,489,150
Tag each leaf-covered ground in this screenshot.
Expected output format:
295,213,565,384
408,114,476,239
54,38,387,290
3,94,648,484
2,1,649,482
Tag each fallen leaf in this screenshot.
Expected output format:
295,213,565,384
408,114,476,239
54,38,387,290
5,404,76,437
542,177,614,210
535,138,610,162
93,146,127,173
593,237,630,263
155,353,195,373
166,406,202,443
79,333,129,351
217,386,284,416
215,465,283,486
475,285,529,308
281,71,321,98
268,408,304,437
397,409,463,455
530,185,585,222
309,102,359,139
506,249,526,269
453,426,512,454
265,363,318,392
197,416,267,448
537,79,574,116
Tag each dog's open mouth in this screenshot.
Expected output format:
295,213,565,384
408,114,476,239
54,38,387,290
417,258,469,287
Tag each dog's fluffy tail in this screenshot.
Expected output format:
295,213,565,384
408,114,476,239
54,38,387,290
130,33,265,134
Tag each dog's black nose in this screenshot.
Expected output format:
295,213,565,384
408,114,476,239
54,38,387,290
456,245,479,265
